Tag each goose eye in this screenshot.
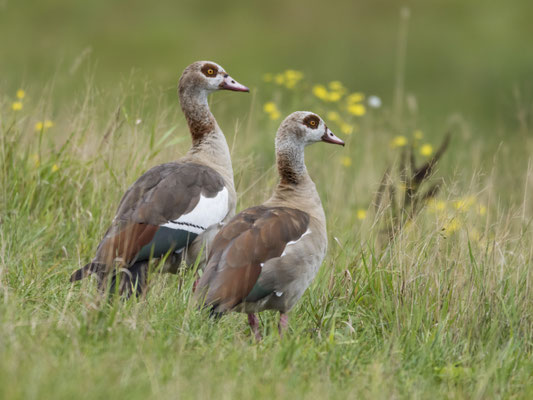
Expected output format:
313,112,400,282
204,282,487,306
303,114,320,129
201,64,218,77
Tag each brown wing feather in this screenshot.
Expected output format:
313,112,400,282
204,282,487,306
115,162,224,224
95,223,159,266
196,206,310,312
74,162,226,280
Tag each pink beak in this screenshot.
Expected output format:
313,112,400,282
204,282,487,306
321,127,345,146
219,74,250,92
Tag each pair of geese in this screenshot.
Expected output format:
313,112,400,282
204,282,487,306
70,61,345,340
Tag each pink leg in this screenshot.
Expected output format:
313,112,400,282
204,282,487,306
278,312,289,337
247,313,262,341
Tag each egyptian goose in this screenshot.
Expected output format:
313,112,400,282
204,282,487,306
70,61,249,295
195,111,344,340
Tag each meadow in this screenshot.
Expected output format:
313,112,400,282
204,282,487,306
1,1,533,399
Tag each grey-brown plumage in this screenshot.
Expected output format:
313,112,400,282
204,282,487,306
70,61,249,296
195,111,345,339
198,206,310,312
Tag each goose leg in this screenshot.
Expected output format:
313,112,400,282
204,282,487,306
109,261,148,298
278,312,289,337
247,313,262,341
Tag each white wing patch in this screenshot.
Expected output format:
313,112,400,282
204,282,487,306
162,187,229,234
280,228,311,257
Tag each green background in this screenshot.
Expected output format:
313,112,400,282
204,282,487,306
2,0,532,127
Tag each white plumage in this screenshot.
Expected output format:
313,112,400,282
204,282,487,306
162,187,229,234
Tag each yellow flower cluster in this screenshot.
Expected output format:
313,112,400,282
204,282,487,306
390,131,434,156
391,135,407,148
428,196,486,215
29,153,60,172
263,102,281,120
346,92,366,116
35,120,54,131
263,71,376,134
340,156,352,167
443,218,461,234
427,196,488,237
264,70,304,89
420,144,433,157
11,89,25,111
312,81,346,102
453,196,476,212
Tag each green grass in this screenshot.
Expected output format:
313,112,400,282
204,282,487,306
1,66,532,399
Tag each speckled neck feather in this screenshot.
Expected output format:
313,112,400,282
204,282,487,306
178,75,217,147
275,134,307,186
177,66,234,191
268,118,325,222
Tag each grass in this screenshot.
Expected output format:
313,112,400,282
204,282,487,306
1,66,532,400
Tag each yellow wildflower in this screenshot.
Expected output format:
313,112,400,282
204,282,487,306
420,144,433,156
391,136,407,148
284,70,303,80
356,209,367,220
263,102,277,114
347,103,366,116
283,70,303,89
328,82,346,97
340,156,352,167
12,101,23,111
31,154,40,167
347,92,364,104
274,73,285,85
16,89,26,99
477,205,487,216
413,130,423,139
443,218,461,234
35,120,54,131
269,110,280,120
263,73,273,82
327,111,340,121
328,81,345,92
427,199,446,213
326,91,342,102
263,102,280,120
51,164,59,173
312,85,328,100
340,123,353,135
453,196,476,212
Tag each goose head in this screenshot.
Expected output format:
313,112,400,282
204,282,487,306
179,61,249,95
276,111,345,149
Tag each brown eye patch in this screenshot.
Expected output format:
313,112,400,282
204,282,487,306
302,114,320,129
201,63,219,77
